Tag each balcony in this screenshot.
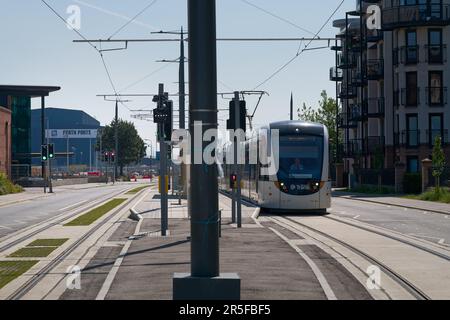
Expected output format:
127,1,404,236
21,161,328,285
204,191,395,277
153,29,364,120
400,46,420,65
427,129,449,146
330,67,343,81
367,97,385,117
337,54,357,69
425,44,447,64
337,113,357,129
382,4,450,30
343,137,385,157
426,87,448,106
339,85,357,99
349,104,368,122
401,130,421,148
366,59,384,80
401,88,421,107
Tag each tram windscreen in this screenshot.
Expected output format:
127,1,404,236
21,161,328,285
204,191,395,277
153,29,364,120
277,135,324,181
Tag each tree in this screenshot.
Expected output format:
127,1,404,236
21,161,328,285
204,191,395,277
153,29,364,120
98,119,147,176
432,136,446,193
298,90,342,163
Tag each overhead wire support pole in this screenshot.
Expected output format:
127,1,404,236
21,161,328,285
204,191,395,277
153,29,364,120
234,91,242,229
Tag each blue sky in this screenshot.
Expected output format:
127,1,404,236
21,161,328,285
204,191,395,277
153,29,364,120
0,0,355,151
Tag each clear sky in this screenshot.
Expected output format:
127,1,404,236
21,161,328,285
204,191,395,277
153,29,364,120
1,0,355,154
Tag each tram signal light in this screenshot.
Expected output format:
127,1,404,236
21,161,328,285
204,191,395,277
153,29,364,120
227,99,247,132
111,152,116,162
230,173,238,189
48,144,55,159
41,145,48,161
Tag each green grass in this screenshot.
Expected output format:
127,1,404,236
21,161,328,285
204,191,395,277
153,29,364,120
64,198,127,226
26,239,69,247
8,247,58,258
0,261,38,289
126,186,149,195
0,173,23,196
405,188,450,204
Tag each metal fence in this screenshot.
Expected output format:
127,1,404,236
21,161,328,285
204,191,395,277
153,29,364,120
10,164,31,181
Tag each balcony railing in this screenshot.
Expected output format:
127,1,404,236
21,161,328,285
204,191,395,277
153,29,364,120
400,45,420,65
367,59,384,80
401,88,421,107
349,104,368,122
426,87,448,106
339,85,357,99
330,67,343,81
367,97,385,117
366,29,384,43
366,136,385,154
425,44,447,64
382,4,450,30
401,130,421,148
427,129,449,146
337,54,357,69
343,137,385,157
337,113,357,129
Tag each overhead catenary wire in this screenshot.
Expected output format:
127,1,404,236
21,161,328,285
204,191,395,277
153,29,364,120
40,0,132,111
108,0,159,40
252,0,346,90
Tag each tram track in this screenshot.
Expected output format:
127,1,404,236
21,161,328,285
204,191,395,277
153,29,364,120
5,185,151,300
268,215,434,300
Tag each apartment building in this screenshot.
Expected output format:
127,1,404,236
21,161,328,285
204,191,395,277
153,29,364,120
331,0,450,187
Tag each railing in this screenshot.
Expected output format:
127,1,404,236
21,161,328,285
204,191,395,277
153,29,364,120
337,54,357,69
366,59,384,80
10,164,31,182
366,136,385,154
368,97,385,117
401,88,421,107
343,137,385,156
382,4,450,30
337,113,357,129
425,44,447,63
401,130,421,148
366,29,384,43
427,129,449,146
400,45,420,65
426,87,447,106
349,104,368,121
339,85,357,99
330,67,343,81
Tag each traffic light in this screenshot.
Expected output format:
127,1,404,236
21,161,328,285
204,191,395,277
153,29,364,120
155,99,173,142
227,99,247,132
48,144,55,159
41,145,48,161
111,152,116,162
230,173,238,189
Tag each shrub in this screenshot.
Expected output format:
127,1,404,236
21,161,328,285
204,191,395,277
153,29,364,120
0,173,24,195
403,173,422,194
415,188,450,204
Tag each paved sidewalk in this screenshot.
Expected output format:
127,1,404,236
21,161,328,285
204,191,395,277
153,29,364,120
334,192,450,215
0,188,54,207
60,192,371,300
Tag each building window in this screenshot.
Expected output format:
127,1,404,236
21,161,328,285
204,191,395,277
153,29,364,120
406,114,419,147
407,156,419,173
406,72,418,106
428,29,444,63
405,30,418,64
428,71,444,105
429,114,443,145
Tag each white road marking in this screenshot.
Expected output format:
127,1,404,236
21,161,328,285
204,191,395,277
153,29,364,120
445,216,449,219
268,226,337,300
423,211,429,215
439,239,446,245
58,200,89,212
353,215,360,219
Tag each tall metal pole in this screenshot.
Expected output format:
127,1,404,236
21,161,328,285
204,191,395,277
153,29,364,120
188,0,219,278
159,84,169,237
335,38,340,164
290,92,294,121
66,135,70,174
235,92,242,229
179,27,188,198
41,96,46,193
114,100,119,183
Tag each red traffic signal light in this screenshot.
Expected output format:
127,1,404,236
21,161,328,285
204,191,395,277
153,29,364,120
230,174,238,189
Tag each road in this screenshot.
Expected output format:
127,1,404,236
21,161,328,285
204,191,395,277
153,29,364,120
0,183,140,238
330,196,450,247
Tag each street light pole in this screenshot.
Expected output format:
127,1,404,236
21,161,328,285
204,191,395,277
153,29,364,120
114,100,119,183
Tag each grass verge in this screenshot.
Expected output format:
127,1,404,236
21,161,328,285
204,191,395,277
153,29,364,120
126,186,149,195
404,188,450,204
0,261,38,289
64,198,127,226
27,239,69,247
8,247,59,258
0,173,23,196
